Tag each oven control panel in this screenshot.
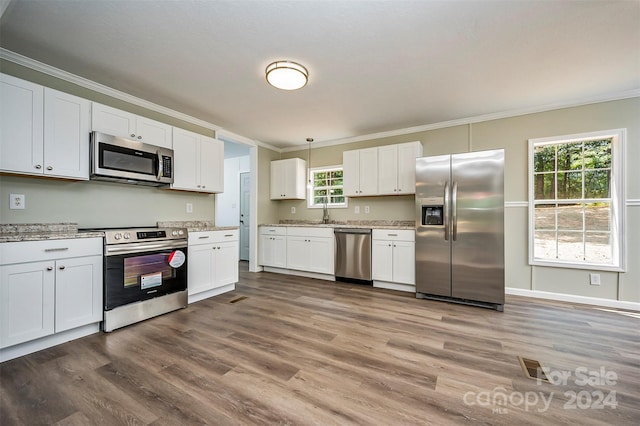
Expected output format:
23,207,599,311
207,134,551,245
103,227,187,244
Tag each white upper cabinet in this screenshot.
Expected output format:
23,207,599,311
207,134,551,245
43,88,91,179
343,147,378,196
377,141,423,195
1,74,44,175
91,102,172,149
0,74,90,180
270,158,306,200
171,127,224,193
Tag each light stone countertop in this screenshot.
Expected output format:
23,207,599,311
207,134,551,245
157,220,239,232
260,220,416,230
0,223,104,243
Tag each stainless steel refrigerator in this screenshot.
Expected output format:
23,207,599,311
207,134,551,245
415,149,505,311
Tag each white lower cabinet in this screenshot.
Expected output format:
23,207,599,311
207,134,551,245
259,227,287,268
0,238,103,351
372,229,415,291
188,230,239,302
285,227,334,275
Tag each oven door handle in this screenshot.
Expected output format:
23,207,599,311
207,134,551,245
105,240,187,256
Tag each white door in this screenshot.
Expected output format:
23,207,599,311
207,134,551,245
199,137,224,192
54,255,102,332
188,243,215,296
215,242,239,287
392,241,416,285
377,145,398,195
136,116,172,148
239,172,250,261
172,128,199,191
358,147,379,195
372,240,393,281
91,103,136,139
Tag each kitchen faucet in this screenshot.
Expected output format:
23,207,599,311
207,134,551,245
322,200,330,224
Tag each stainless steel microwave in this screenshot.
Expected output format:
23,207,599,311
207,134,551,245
90,131,174,186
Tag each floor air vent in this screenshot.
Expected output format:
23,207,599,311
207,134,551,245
229,296,248,304
518,356,549,382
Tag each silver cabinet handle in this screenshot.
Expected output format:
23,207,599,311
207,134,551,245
198,236,210,239
46,266,53,271
46,166,53,170
224,234,234,237
45,247,69,252
35,164,42,169
388,233,398,237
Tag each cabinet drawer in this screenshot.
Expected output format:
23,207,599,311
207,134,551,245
0,238,103,265
372,229,415,242
259,226,287,236
286,227,334,238
188,230,239,245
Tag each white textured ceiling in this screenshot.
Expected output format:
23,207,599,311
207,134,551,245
1,0,639,150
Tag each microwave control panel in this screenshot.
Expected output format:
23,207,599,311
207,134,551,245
162,155,172,178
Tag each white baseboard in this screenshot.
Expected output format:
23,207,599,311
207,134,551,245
262,266,335,282
0,323,100,363
506,287,640,311
373,281,415,293
188,283,236,304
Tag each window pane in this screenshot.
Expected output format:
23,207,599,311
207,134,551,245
314,189,327,197
534,145,556,173
534,204,555,230
557,171,581,199
584,170,610,198
557,231,584,262
584,139,611,169
585,203,610,231
534,231,556,260
314,197,324,205
557,143,583,171
534,173,555,200
585,233,612,264
335,196,345,203
557,204,583,230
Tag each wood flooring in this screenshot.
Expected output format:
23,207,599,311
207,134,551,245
1,262,639,425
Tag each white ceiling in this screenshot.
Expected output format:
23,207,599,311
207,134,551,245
1,0,639,150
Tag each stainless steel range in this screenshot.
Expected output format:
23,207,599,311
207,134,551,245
96,227,188,332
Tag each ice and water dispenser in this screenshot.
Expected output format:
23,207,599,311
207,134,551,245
421,205,444,226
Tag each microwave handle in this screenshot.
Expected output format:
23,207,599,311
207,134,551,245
156,151,163,181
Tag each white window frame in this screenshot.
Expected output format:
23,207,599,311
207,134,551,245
528,128,626,272
307,165,348,209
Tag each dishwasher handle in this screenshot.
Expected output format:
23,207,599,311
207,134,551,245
334,228,372,234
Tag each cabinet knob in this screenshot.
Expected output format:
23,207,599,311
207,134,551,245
59,265,65,270
130,134,136,138
35,164,42,169
398,189,401,192
46,166,53,171
47,266,53,271
393,189,397,192
388,244,392,247
202,185,206,188
137,136,142,140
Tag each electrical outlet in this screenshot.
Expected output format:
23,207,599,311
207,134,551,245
9,193,25,210
186,203,193,213
589,273,601,286
291,206,296,214
364,205,370,214
354,206,360,214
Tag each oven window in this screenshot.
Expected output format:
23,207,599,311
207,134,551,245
124,253,175,287
101,144,156,175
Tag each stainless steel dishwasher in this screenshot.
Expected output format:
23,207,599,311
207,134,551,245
334,228,372,283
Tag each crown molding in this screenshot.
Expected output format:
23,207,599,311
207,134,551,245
282,90,640,153
1,48,282,152
216,128,280,151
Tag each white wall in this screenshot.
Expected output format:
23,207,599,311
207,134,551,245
215,156,250,226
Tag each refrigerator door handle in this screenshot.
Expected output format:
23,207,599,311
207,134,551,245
444,181,450,241
452,181,458,241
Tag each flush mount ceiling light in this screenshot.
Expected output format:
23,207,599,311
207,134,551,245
265,61,308,90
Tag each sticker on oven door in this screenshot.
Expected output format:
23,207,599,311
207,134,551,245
168,250,186,268
141,272,163,289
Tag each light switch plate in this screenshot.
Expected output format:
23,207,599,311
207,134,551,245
186,203,193,213
589,273,601,286
364,205,370,214
354,206,360,214
291,206,296,214
9,193,25,210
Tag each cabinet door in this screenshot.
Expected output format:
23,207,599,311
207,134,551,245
259,235,272,266
358,147,378,195
0,74,44,175
372,240,393,282
270,160,285,199
396,142,422,194
282,159,306,199
286,236,309,271
91,103,136,139
188,243,215,296
377,145,398,195
215,242,239,287
199,137,224,193
43,88,90,180
0,262,55,348
136,116,172,149
172,128,199,190
260,235,287,268
342,150,359,196
308,237,334,274
392,241,415,285
54,256,103,333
